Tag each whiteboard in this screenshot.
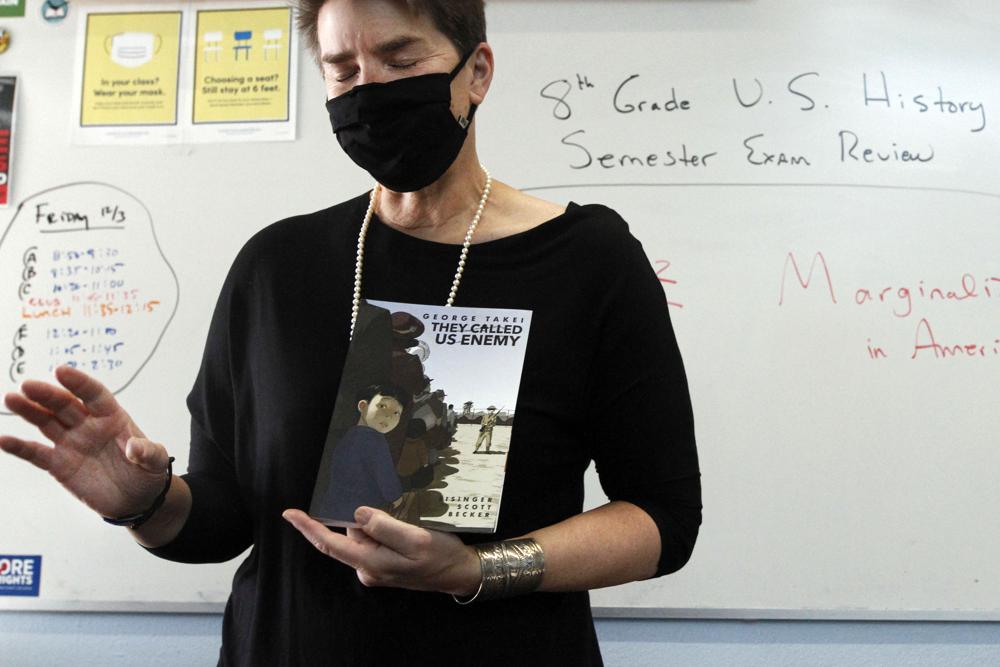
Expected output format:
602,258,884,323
2,0,999,619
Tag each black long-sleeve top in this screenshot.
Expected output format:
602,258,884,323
147,194,701,666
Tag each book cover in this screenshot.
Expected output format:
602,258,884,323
0,75,16,207
309,299,532,533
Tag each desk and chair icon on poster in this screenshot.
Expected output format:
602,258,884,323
201,28,285,63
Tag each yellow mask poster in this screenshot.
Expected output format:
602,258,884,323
192,7,293,125
80,12,183,127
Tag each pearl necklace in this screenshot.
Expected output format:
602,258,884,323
351,165,493,337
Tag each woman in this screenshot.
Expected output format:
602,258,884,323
0,1,701,664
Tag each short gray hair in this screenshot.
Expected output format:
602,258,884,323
295,0,487,64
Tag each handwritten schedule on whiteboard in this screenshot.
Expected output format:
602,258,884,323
0,183,178,404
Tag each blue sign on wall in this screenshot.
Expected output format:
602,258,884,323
0,555,42,596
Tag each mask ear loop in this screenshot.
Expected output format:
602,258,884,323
449,47,480,129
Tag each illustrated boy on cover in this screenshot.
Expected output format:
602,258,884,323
318,384,411,523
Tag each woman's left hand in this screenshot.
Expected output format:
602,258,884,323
282,507,481,596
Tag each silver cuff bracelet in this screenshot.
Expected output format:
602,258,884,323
453,538,545,605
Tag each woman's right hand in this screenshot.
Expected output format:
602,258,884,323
0,365,171,520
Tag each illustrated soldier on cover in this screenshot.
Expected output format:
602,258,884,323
473,405,498,454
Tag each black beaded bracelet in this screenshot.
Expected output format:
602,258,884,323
102,457,175,530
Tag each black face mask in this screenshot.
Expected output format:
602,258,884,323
326,51,477,193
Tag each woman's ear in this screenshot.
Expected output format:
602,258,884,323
469,42,494,106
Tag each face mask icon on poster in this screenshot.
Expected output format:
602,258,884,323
105,32,162,68
42,0,69,23
326,49,478,193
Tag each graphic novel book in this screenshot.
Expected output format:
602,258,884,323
309,299,532,533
